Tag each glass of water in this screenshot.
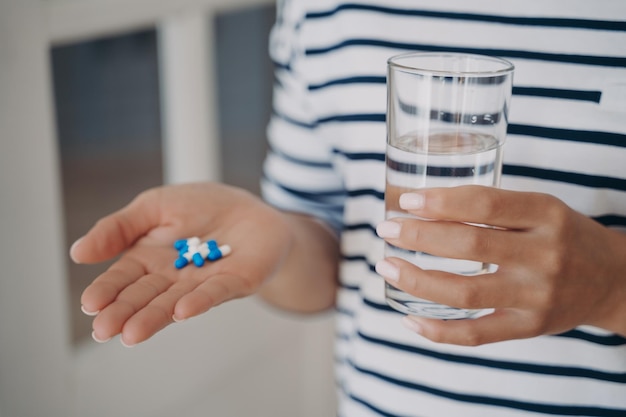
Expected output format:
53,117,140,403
384,52,514,319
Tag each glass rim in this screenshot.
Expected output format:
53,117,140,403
387,52,515,77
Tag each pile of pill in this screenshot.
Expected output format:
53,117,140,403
173,236,231,269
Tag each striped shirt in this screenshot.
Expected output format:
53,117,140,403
261,1,626,416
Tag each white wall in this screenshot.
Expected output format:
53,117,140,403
70,299,336,417
0,1,72,416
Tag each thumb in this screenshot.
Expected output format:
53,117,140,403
70,190,160,264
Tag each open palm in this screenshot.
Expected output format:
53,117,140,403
71,182,292,347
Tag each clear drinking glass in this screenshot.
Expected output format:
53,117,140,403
384,52,514,319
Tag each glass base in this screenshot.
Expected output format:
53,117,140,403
385,285,490,320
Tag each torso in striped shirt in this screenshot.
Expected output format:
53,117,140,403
261,1,626,415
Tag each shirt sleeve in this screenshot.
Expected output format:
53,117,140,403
261,0,345,235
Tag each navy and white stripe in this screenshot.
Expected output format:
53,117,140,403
262,1,626,416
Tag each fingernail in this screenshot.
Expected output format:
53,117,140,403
92,331,111,344
172,315,187,323
376,221,401,239
375,259,400,282
402,316,424,334
399,193,424,210
120,337,136,348
81,305,99,316
69,237,84,263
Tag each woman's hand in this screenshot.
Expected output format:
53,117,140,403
376,185,626,345
71,182,293,347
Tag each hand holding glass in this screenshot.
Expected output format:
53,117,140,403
384,52,514,319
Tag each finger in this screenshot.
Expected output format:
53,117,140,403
119,276,207,346
70,189,161,264
376,258,522,310
399,185,562,230
379,217,525,265
402,309,542,346
80,257,147,313
91,272,173,342
173,272,252,320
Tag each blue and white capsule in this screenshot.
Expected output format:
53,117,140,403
174,256,189,269
174,237,201,251
207,244,231,261
174,237,231,269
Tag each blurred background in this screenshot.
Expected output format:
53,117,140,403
0,1,336,416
